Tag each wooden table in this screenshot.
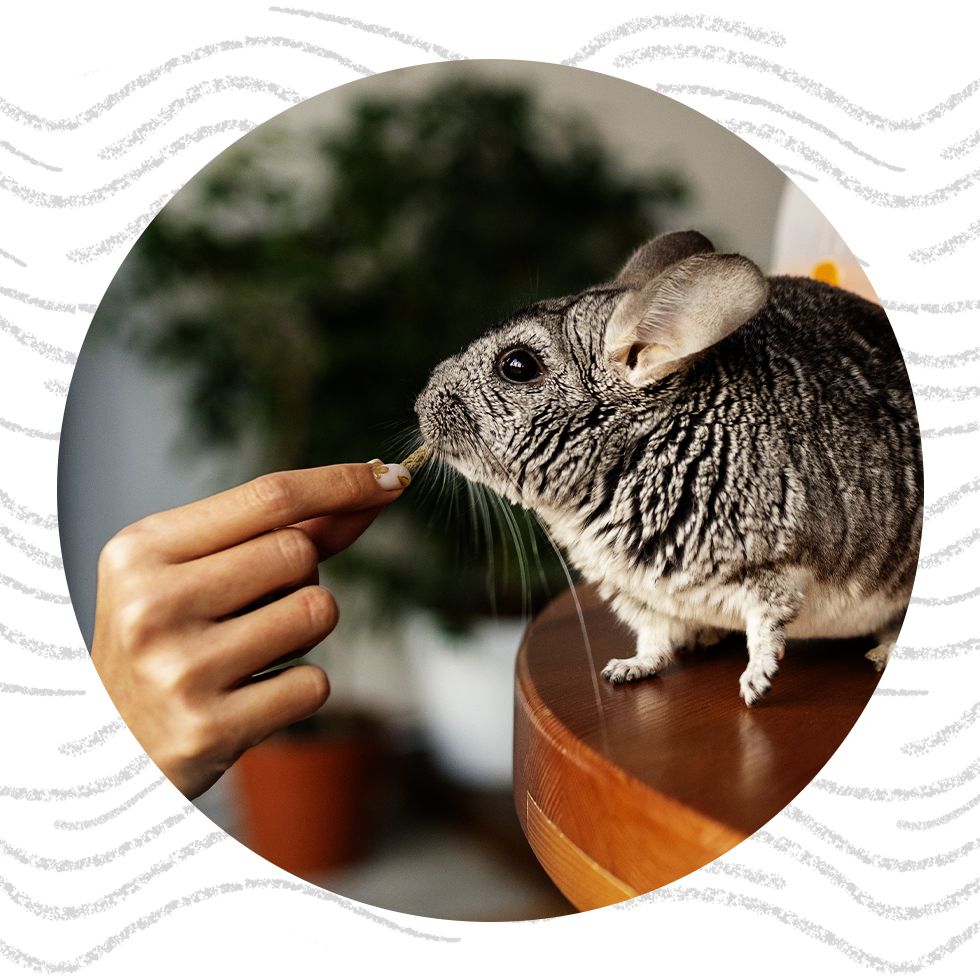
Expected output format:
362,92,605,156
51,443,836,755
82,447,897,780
513,585,882,911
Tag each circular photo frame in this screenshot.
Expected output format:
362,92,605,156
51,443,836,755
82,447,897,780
58,60,920,924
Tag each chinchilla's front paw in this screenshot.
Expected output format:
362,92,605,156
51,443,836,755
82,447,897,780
601,651,670,684
738,653,779,706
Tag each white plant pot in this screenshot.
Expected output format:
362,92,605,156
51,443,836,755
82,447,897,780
405,614,528,789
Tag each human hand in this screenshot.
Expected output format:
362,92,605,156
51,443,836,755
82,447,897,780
90,460,411,800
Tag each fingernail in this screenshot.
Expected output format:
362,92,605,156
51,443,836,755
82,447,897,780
372,461,411,490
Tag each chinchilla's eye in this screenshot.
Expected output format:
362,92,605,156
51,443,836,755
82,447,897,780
497,348,543,383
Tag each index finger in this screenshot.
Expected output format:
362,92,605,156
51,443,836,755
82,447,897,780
143,462,409,562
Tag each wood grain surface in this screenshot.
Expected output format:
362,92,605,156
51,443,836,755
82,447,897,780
513,585,883,910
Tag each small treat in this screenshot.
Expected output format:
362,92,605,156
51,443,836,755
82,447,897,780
400,445,432,475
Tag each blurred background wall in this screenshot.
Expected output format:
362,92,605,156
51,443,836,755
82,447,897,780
58,60,788,921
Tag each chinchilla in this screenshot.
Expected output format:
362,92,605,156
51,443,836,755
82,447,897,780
414,230,922,705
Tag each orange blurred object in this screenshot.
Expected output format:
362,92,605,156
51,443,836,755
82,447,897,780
232,716,385,878
771,181,880,304
810,259,841,287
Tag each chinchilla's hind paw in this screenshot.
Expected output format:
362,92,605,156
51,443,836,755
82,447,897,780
865,640,894,672
694,626,729,648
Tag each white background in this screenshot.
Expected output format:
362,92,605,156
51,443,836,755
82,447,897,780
1,2,979,976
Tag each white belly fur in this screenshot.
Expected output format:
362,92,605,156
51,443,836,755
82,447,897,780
547,516,905,640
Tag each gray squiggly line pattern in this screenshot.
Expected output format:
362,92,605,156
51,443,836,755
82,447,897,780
0,808,194,870
632,885,980,971
895,637,980,661
916,527,980,569
721,118,980,207
911,585,980,607
562,15,785,67
1,120,258,208
44,377,69,396
702,860,786,889
54,777,166,829
942,128,980,160
57,719,124,756
0,414,60,440
0,283,96,313
901,701,980,756
897,792,980,831
916,383,980,400
0,681,85,697
0,755,149,800
0,37,372,130
813,754,980,798
0,621,85,660
905,347,980,369
269,7,467,60
0,487,59,528
777,165,817,182
65,191,177,263
97,77,301,158
882,297,980,314
0,246,26,267
0,571,69,601
909,217,980,263
755,829,980,918
873,688,931,696
0,138,62,171
0,878,458,971
613,42,980,132
918,420,980,439
0,313,77,364
0,832,226,919
618,82,906,171
925,475,980,518
0,521,63,568
782,807,979,869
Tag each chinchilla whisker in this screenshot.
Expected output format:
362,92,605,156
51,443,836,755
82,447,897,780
443,462,460,521
499,497,533,621
522,510,554,596
432,457,456,511
380,423,422,461
477,485,500,617
485,486,531,622
524,498,611,753
470,482,498,613
463,479,481,552
462,426,608,748
412,452,450,517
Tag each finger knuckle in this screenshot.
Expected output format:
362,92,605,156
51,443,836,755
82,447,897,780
248,473,295,524
133,647,188,700
274,527,318,575
177,710,224,764
115,594,167,649
97,527,144,577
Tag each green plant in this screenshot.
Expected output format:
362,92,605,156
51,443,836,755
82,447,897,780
96,78,690,631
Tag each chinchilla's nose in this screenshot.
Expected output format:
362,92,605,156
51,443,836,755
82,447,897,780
414,356,463,443
414,356,456,418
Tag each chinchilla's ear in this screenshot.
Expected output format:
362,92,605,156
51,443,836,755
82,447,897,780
614,230,716,286
606,251,768,385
